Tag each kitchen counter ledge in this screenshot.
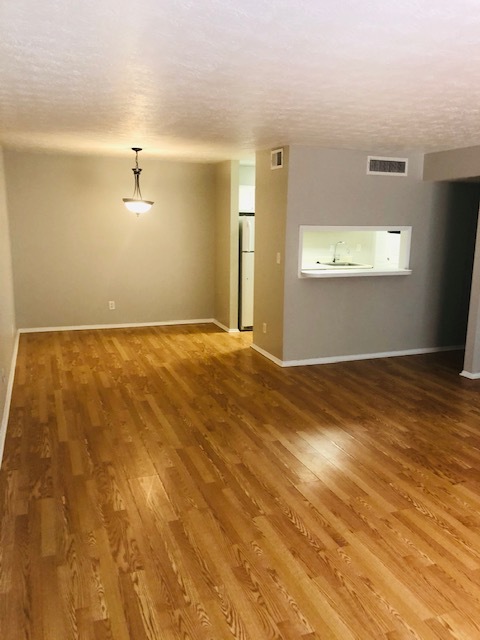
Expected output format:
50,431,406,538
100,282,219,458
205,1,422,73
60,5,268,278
300,268,412,278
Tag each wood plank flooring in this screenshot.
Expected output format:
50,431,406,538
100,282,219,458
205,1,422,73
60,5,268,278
2,324,480,638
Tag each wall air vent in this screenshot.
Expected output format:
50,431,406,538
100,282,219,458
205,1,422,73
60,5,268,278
367,156,408,176
271,148,284,170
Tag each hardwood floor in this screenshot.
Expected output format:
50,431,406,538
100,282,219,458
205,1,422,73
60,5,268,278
2,324,480,639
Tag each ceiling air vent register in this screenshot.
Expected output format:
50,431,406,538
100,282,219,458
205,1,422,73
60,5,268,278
367,156,408,176
271,148,284,170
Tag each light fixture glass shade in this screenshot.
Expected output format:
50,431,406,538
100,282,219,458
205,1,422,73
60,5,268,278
123,147,154,215
122,198,153,214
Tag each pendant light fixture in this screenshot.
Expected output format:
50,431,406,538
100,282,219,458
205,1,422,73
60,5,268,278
122,147,154,215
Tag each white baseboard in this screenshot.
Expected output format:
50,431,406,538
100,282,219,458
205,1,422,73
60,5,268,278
0,331,20,468
252,343,463,368
212,320,240,333
18,318,216,334
251,343,284,367
460,370,480,380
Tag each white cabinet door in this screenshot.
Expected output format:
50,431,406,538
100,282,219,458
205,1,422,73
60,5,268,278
239,185,255,213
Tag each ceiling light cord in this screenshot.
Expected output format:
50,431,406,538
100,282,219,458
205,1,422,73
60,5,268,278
132,147,143,199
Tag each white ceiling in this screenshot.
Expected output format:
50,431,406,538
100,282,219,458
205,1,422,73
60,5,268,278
2,0,480,161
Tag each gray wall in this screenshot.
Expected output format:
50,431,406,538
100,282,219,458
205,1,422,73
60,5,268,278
0,148,17,445
214,161,239,330
423,144,480,377
464,217,480,374
269,146,478,362
5,150,216,328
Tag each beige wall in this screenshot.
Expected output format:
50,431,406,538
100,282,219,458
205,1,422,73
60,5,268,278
0,148,17,451
424,145,480,182
267,146,478,362
5,151,216,328
253,147,289,359
239,164,255,186
214,161,239,330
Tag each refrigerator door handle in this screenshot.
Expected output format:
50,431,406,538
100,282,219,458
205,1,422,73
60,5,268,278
242,217,255,252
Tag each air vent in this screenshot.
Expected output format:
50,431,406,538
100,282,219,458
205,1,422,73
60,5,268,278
367,156,408,176
271,148,284,170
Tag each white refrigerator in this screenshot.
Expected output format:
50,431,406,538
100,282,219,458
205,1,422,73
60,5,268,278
239,215,255,330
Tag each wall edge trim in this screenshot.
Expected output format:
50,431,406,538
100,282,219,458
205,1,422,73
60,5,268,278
460,369,480,380
18,319,216,334
250,343,285,367
252,344,463,368
212,320,240,333
0,330,20,468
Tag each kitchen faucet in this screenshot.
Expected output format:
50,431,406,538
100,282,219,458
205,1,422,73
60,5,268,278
333,241,345,263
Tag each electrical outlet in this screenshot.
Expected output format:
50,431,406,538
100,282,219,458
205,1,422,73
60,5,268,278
276,252,281,265
108,300,115,310
356,244,362,252
262,322,267,334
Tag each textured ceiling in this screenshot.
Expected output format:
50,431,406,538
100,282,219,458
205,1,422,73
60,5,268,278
1,0,480,161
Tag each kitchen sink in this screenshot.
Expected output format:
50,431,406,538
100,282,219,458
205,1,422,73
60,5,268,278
317,262,373,269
